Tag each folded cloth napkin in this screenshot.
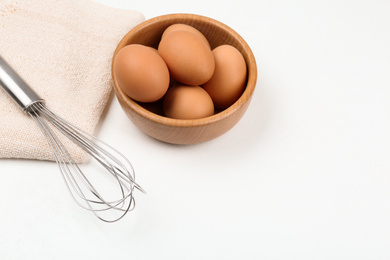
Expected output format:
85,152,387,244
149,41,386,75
0,0,144,162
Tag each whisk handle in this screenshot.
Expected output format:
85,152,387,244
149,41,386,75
0,56,45,111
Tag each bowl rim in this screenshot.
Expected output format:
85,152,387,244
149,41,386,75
112,13,257,128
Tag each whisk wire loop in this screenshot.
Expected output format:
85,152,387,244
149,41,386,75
30,108,105,208
27,102,142,222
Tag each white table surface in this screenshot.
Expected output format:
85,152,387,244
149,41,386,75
2,0,390,259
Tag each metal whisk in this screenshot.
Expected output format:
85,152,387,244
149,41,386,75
0,55,144,223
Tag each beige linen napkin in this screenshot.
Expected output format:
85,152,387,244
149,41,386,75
0,0,144,162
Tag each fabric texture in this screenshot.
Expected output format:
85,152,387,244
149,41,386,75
0,0,144,162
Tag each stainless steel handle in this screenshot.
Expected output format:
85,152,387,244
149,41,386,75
0,56,44,111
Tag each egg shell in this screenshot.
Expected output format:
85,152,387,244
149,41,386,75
161,23,210,47
202,45,247,109
113,44,170,103
163,85,214,119
158,30,215,86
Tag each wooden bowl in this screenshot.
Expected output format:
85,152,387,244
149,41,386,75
111,13,257,144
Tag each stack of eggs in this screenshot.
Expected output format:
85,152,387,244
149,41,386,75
113,23,247,120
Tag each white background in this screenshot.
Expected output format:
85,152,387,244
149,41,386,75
1,0,390,259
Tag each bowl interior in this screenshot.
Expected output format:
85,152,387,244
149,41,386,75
112,13,257,127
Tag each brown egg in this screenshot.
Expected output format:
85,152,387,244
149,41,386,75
163,85,214,119
202,45,247,109
158,30,215,86
161,24,210,47
113,44,170,103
